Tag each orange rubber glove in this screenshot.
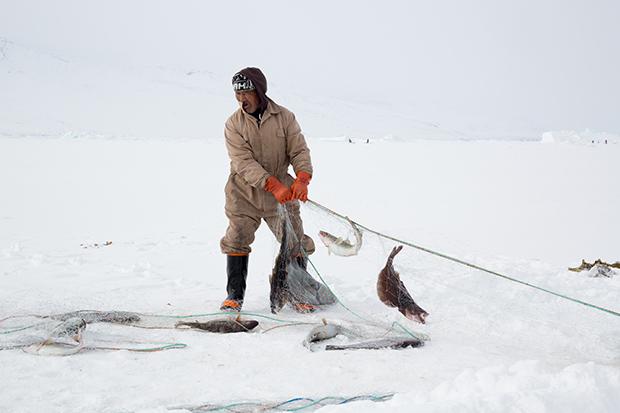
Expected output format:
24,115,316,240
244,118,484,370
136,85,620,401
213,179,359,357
265,176,292,204
290,171,311,202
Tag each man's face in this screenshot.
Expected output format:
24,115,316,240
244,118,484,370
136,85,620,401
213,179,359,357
235,90,260,113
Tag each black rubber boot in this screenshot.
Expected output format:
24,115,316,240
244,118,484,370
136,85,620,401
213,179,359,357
220,255,249,311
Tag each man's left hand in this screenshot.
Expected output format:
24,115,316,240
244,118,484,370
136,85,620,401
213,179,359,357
290,171,311,202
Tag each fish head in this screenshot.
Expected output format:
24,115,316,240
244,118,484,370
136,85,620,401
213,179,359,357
307,330,323,343
53,317,87,341
318,231,337,247
307,324,339,343
404,308,428,324
242,319,259,330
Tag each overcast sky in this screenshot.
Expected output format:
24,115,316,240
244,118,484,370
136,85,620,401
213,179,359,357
2,0,619,133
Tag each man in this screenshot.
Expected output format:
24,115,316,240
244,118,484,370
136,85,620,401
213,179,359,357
220,67,315,311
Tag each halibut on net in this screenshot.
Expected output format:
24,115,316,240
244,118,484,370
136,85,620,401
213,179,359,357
377,245,429,324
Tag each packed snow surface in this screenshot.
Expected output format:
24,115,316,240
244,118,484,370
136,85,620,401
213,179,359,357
2,2,619,410
1,137,619,412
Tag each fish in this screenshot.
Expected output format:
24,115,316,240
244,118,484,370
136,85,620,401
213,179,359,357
325,336,423,351
51,311,141,324
303,319,362,349
303,319,342,347
271,209,334,313
93,311,141,324
30,317,87,354
377,245,429,324
305,323,341,343
50,317,87,342
270,218,291,314
318,217,362,257
286,261,337,310
175,316,258,333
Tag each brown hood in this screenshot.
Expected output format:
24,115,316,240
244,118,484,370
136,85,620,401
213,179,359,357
238,67,269,112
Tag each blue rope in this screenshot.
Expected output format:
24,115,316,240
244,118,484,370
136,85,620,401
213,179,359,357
184,393,395,411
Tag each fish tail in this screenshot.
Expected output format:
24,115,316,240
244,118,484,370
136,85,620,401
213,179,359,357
346,216,363,245
388,245,403,263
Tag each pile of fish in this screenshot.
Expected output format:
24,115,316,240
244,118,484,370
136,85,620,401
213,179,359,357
270,220,336,314
569,259,619,277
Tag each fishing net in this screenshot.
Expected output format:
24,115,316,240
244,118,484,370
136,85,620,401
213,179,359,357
0,200,431,357
297,199,620,365
267,202,430,345
273,204,337,308
0,312,187,355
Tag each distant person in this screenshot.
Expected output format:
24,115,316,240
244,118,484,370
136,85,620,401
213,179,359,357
219,67,315,312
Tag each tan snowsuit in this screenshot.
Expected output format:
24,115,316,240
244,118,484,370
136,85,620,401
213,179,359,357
220,99,315,255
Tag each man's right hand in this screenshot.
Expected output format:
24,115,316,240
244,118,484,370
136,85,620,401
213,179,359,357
265,176,292,204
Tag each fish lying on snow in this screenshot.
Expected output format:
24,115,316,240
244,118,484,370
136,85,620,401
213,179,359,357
377,246,429,323
52,317,87,342
303,319,343,347
51,311,141,324
318,217,362,257
325,336,423,351
302,319,359,349
305,322,341,345
175,316,258,333
28,318,87,355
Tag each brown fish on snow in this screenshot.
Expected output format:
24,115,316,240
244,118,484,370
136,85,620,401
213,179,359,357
175,315,258,333
325,336,423,351
377,245,429,323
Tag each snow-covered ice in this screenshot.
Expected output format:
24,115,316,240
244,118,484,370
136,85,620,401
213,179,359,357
1,1,619,411
1,137,618,412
